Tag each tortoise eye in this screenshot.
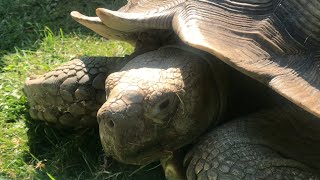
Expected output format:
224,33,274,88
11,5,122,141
145,93,180,124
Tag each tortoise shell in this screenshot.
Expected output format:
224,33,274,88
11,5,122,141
71,0,320,118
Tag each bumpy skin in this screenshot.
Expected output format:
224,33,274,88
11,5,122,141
24,56,131,127
185,108,320,179
24,46,320,179
97,47,227,165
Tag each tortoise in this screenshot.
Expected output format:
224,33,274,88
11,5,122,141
23,0,320,179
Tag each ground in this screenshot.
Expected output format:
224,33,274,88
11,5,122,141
0,0,165,179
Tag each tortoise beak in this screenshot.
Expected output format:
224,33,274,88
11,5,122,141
97,89,164,164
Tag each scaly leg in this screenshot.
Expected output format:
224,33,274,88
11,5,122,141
24,56,131,128
185,108,320,179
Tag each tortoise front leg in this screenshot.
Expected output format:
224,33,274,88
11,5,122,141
24,56,131,128
161,149,187,180
185,108,320,179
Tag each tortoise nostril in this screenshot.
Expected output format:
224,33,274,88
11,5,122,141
107,119,115,128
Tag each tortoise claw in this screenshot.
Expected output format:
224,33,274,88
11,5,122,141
70,11,135,42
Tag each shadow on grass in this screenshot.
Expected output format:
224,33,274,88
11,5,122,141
0,0,127,70
24,112,165,179
0,0,165,178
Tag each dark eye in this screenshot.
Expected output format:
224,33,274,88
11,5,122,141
145,93,180,124
159,99,170,110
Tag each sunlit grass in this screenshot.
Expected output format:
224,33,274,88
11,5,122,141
0,0,165,179
0,27,133,179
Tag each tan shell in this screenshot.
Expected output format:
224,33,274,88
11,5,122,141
71,0,320,118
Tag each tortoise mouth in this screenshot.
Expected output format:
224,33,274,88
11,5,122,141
99,120,187,165
100,127,201,165
112,144,173,165
101,135,174,165
98,120,169,165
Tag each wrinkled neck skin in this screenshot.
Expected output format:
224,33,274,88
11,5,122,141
169,45,230,125
97,46,229,166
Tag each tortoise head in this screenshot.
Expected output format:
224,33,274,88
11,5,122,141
97,47,224,165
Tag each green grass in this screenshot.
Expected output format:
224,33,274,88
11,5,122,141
0,0,165,179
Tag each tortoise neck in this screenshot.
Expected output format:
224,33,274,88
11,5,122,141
161,45,230,126
204,55,230,126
